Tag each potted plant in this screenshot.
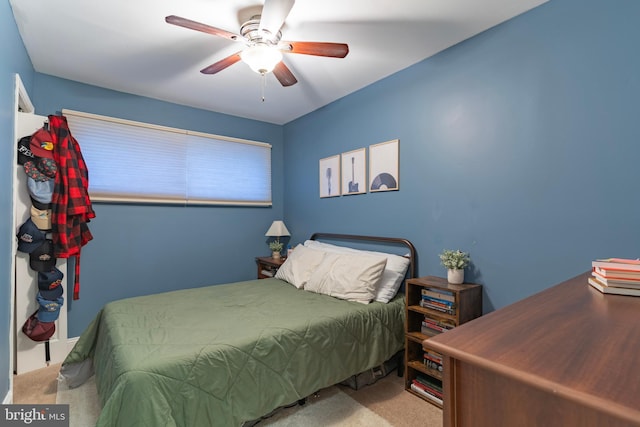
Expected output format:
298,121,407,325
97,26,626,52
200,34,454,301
269,240,284,259
439,249,470,284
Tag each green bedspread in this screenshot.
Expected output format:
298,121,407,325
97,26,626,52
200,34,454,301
63,278,405,427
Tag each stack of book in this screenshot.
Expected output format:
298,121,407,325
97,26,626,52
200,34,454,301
423,350,443,372
410,375,443,405
419,287,456,315
588,258,640,296
421,316,455,336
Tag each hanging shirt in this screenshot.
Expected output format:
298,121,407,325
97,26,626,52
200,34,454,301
48,115,95,300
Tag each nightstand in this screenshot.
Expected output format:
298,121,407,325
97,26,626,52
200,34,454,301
255,256,286,279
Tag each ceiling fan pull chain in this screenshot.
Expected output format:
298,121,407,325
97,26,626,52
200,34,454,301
261,72,266,102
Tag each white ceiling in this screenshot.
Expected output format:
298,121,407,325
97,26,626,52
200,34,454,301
10,0,547,125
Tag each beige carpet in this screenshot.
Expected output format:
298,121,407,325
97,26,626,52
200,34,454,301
16,364,442,426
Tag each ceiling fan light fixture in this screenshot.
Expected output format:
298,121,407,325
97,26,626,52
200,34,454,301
241,44,283,74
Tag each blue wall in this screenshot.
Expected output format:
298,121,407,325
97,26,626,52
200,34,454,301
30,74,285,337
1,0,34,401
283,0,640,312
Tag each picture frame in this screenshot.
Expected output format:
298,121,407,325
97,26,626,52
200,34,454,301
369,139,399,192
340,148,366,195
319,155,341,198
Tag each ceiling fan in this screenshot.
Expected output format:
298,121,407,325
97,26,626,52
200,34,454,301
165,0,349,88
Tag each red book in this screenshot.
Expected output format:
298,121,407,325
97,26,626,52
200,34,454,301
592,258,640,272
593,266,640,280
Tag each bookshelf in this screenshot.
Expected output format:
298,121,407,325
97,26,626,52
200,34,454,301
404,276,482,407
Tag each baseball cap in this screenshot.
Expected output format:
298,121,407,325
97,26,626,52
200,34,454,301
36,292,64,322
17,136,35,165
40,283,64,300
30,240,56,272
16,218,47,253
30,196,52,211
30,205,52,231
27,177,54,204
30,128,54,159
23,158,57,182
38,267,64,291
22,311,55,342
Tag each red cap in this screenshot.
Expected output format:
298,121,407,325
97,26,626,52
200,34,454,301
30,128,54,159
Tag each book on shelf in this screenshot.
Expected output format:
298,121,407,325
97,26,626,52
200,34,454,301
591,271,640,289
423,351,442,365
423,351,443,363
422,319,454,335
424,358,443,372
588,276,640,296
414,376,443,395
421,295,456,308
423,352,443,372
410,383,443,405
420,325,440,337
591,258,640,272
420,299,456,315
412,381,443,400
421,288,455,303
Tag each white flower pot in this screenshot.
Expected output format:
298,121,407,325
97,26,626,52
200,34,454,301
447,269,464,284
272,251,281,260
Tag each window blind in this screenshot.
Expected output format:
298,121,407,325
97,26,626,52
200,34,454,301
62,109,272,206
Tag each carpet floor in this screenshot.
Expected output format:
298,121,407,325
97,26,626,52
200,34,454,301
14,363,443,426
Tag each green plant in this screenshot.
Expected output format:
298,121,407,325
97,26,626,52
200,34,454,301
269,240,284,252
439,249,470,270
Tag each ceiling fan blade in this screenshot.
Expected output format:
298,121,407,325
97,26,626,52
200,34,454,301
165,15,241,42
259,0,295,37
200,52,243,74
273,62,297,87
280,41,349,58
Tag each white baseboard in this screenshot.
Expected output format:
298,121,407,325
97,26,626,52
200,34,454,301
3,390,12,405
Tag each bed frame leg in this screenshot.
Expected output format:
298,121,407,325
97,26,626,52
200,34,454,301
397,350,405,377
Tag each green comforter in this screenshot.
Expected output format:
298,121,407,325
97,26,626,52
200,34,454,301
63,278,405,427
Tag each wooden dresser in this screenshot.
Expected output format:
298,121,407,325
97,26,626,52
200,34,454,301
427,272,640,427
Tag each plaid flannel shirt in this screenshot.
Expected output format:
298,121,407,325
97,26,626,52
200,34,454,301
49,115,96,299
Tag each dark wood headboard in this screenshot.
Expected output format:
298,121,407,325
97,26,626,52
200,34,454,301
309,232,417,279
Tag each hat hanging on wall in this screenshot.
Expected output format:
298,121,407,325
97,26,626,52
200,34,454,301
38,267,64,291
16,218,47,253
22,311,55,342
17,136,35,165
30,205,52,231
29,239,56,272
30,128,54,159
27,177,54,205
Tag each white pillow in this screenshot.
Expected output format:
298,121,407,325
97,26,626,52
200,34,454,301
304,240,410,303
275,244,326,289
304,252,387,304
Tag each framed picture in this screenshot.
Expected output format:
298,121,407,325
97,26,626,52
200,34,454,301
369,139,399,192
319,155,341,198
341,148,366,195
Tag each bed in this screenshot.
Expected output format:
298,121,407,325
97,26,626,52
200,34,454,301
60,233,416,427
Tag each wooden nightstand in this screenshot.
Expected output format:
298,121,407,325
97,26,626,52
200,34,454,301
255,256,286,279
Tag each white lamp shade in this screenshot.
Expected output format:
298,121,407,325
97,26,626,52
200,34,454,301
241,44,283,74
265,220,290,237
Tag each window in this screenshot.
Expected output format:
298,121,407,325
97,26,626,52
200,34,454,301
62,109,272,206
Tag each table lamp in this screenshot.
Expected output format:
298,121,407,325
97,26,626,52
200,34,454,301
265,220,290,259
